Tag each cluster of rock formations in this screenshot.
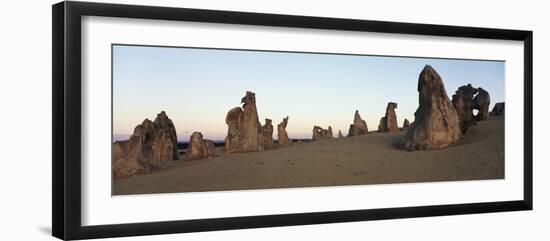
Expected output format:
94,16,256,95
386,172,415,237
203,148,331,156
348,110,369,136
112,111,179,179
400,65,461,151
216,70,498,154
114,66,504,178
225,91,294,153
312,126,333,141
224,91,265,153
399,64,503,151
221,67,498,154
378,102,399,132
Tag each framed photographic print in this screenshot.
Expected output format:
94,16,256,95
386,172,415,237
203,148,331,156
52,1,533,240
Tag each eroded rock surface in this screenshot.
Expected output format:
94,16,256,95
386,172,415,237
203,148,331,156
224,91,264,153
112,111,178,179
150,112,179,162
224,107,243,153
185,132,217,161
262,118,274,149
112,141,152,180
400,65,461,151
474,87,491,121
312,125,333,141
277,116,291,148
452,84,478,133
378,102,399,132
348,110,369,136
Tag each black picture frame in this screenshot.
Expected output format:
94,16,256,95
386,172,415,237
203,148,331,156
52,1,533,240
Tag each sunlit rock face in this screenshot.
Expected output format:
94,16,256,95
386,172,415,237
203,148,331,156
185,132,217,161
312,125,333,141
112,111,179,179
348,110,369,136
277,116,291,148
224,107,243,153
378,102,399,132
112,140,152,180
400,65,461,151
150,111,179,162
224,91,264,153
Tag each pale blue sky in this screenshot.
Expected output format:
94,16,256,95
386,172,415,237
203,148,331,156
112,45,504,142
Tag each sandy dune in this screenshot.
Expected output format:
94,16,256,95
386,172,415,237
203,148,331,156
113,117,504,195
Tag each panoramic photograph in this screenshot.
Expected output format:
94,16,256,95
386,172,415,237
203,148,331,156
111,45,505,195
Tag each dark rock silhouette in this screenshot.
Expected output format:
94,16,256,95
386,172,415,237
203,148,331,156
224,91,264,153
277,116,291,147
400,65,461,151
347,110,369,136
262,118,274,149
185,132,217,161
490,102,505,116
474,87,491,121
452,84,478,133
403,119,410,128
112,111,178,179
312,126,333,141
378,102,399,132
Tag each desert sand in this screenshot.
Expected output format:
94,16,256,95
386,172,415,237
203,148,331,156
113,116,504,195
